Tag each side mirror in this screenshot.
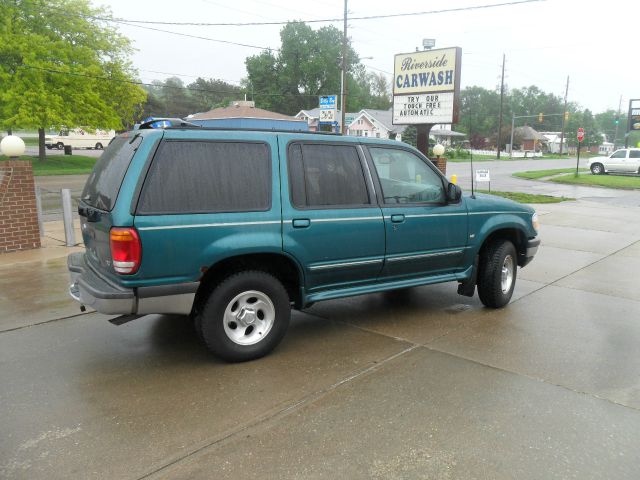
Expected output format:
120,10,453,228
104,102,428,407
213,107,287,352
447,183,462,203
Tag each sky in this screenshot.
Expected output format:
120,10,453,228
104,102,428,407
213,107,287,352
92,0,639,115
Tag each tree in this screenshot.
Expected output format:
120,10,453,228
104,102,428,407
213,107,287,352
245,22,361,115
457,86,501,143
0,0,146,161
187,78,243,111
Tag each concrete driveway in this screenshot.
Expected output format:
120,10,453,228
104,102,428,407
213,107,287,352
1,197,640,479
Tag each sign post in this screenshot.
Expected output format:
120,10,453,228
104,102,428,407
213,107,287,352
319,95,338,133
392,47,461,174
576,127,585,175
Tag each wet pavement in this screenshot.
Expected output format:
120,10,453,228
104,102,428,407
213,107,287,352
1,198,640,479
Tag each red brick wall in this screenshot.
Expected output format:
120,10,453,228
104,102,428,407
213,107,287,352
0,161,41,253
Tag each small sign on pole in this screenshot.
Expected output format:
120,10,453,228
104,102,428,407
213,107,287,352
319,95,337,121
576,127,584,175
475,169,491,192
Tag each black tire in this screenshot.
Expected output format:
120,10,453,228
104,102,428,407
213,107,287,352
590,163,604,175
477,240,517,308
95,142,103,150
199,271,290,362
56,142,64,150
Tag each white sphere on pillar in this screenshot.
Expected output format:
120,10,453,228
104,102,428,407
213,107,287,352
0,135,26,157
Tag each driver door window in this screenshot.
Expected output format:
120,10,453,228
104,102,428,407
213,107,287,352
369,148,445,204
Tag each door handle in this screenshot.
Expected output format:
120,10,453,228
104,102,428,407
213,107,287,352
292,218,311,228
390,214,405,223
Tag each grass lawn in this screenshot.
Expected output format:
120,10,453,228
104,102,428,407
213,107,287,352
513,168,588,180
449,154,567,162
22,137,40,146
549,173,640,189
0,155,96,175
477,190,574,203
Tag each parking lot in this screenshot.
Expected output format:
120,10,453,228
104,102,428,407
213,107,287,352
2,174,640,478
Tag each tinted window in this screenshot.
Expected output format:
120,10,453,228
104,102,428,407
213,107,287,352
370,148,445,204
138,141,271,214
82,134,141,211
629,150,640,159
610,150,627,158
288,144,370,208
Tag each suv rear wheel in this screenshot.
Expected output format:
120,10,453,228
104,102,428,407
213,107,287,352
477,239,517,308
199,271,290,362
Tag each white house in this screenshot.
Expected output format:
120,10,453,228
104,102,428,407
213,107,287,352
540,132,568,154
345,109,406,141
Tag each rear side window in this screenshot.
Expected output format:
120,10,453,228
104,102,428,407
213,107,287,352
629,150,640,159
288,143,370,208
81,135,141,211
137,141,271,214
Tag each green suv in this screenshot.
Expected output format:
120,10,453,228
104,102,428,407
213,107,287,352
68,121,539,362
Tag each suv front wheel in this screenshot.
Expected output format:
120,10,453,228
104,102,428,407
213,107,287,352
477,240,517,308
199,271,291,362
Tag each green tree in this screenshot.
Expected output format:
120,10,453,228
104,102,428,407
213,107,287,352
0,0,146,161
187,78,243,111
458,86,501,141
245,22,360,115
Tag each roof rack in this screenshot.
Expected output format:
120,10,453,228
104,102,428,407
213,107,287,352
134,117,343,135
136,118,200,130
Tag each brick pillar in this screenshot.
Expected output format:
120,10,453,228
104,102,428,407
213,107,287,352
0,160,42,253
433,157,447,175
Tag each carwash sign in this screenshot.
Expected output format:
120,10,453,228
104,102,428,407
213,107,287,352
392,47,462,125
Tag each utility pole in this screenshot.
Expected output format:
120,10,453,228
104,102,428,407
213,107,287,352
340,0,348,134
559,75,569,155
509,113,515,160
496,53,505,160
614,94,622,147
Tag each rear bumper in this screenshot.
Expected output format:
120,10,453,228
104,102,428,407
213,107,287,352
520,236,540,267
68,252,198,315
68,252,135,314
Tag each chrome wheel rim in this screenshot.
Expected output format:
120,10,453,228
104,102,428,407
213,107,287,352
593,165,602,174
223,290,275,346
501,255,514,294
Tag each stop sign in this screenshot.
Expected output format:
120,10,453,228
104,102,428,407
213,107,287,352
577,128,585,142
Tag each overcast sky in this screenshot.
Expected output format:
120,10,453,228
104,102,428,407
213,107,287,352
93,0,638,115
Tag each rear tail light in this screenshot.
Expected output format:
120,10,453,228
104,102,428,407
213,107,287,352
110,227,141,274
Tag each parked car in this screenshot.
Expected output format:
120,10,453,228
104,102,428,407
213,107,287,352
45,128,116,150
588,148,640,175
68,119,540,362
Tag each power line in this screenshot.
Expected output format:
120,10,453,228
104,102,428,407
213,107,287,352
110,20,281,51
68,0,545,27
16,63,383,102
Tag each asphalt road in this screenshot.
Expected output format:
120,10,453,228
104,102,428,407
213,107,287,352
1,197,640,478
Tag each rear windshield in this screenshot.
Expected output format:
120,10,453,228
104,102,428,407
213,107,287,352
81,134,142,211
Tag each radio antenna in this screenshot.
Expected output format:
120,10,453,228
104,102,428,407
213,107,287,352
470,148,475,198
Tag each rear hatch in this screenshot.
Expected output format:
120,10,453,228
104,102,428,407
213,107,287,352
78,133,144,276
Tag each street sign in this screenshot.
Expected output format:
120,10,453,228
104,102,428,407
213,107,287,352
319,95,337,123
475,169,490,182
577,127,585,142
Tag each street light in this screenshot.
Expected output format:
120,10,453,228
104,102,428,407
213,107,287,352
422,39,436,50
0,135,26,158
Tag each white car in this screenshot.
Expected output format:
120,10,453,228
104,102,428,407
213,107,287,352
589,148,640,175
45,128,116,150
